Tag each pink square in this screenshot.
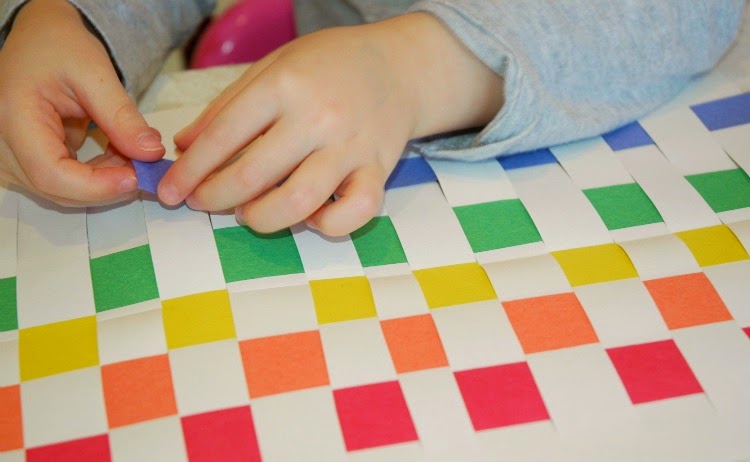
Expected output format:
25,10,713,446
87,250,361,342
181,406,261,462
455,362,549,431
607,339,703,404
27,434,111,462
334,381,418,451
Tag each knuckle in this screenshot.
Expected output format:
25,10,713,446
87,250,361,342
286,184,321,219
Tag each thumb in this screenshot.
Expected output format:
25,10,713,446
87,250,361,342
76,70,165,162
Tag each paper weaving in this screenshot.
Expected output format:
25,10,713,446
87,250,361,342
1,69,750,462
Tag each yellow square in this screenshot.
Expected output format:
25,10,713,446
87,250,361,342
413,263,497,309
19,316,99,381
552,243,638,287
676,225,749,267
162,290,236,349
310,276,377,324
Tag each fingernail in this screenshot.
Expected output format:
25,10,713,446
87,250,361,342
159,183,180,205
235,208,246,226
119,176,138,193
137,132,163,152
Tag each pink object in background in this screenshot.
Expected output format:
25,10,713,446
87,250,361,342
190,0,296,69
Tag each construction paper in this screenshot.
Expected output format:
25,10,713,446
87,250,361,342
160,290,236,349
454,199,543,252
617,145,722,232
427,157,517,206
229,284,318,339
309,276,377,324
551,137,635,189
170,340,248,414
89,245,159,312
291,223,363,280
412,262,497,309
86,199,149,259
380,314,448,373
349,216,408,267
181,406,260,462
551,243,638,287
482,253,572,302
505,162,612,251
602,121,654,151
583,183,663,230
676,224,750,267
691,92,750,130
497,148,557,170
644,272,733,329
132,159,173,194
384,155,437,189
704,260,750,326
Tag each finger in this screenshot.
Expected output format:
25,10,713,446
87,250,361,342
185,117,315,211
74,68,165,162
158,77,279,206
63,118,90,155
9,118,139,202
306,165,387,236
236,148,352,233
175,49,282,150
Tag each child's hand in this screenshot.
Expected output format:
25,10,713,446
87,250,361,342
0,0,164,206
162,13,503,235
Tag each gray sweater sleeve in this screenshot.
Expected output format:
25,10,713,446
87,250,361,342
0,0,215,98
409,0,746,160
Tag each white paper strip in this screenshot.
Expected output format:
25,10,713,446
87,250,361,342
291,223,364,280
617,145,721,232
87,199,149,259
16,195,94,327
551,137,634,190
142,199,225,300
506,163,611,251
385,183,475,270
427,158,517,206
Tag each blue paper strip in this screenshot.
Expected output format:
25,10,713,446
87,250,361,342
691,92,750,131
602,121,654,152
133,159,174,194
497,148,557,170
385,156,437,189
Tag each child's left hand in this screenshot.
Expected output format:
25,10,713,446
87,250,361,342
159,13,503,236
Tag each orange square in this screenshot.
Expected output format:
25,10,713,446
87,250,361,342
381,314,449,373
0,385,23,451
240,331,329,398
644,273,733,329
502,292,599,354
101,354,177,428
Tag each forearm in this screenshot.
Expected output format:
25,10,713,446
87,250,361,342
409,0,746,159
367,12,504,139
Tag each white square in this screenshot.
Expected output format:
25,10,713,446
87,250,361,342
483,253,571,301
345,442,424,462
427,157,517,206
368,273,429,320
86,199,148,259
704,260,750,326
230,284,318,340
291,224,364,280
527,345,636,439
21,367,107,447
399,368,480,459
575,279,670,348
252,387,346,460
319,318,396,389
169,339,249,415
0,186,18,280
97,301,166,365
109,416,188,462
0,450,24,462
16,195,95,328
619,233,701,280
0,336,19,386
431,300,525,370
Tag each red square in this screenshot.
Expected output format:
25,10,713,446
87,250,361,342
27,434,111,462
607,339,703,404
743,327,750,339
455,362,549,431
181,406,261,462
334,381,418,451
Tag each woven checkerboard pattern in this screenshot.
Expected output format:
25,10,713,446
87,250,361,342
1,71,750,462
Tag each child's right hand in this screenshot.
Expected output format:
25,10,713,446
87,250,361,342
0,0,164,206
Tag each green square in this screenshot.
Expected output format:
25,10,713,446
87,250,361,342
90,245,159,312
214,226,304,282
350,216,407,267
584,183,663,230
0,276,17,332
454,199,542,252
686,168,750,213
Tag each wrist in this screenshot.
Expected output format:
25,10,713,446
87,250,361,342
371,13,504,139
